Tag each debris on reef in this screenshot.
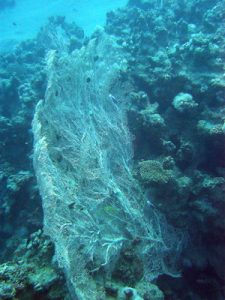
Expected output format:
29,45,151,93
0,0,224,299
0,17,85,299
33,30,182,299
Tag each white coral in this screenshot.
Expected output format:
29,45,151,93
172,92,198,112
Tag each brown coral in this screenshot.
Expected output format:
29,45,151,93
138,160,172,185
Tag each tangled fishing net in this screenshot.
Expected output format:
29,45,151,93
33,30,183,299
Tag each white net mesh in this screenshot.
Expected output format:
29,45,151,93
33,31,183,299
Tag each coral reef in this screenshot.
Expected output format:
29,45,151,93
138,160,172,185
0,16,84,259
0,0,224,299
172,93,198,113
0,17,84,299
106,0,225,298
0,230,69,299
33,30,181,299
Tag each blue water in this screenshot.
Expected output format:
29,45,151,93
0,0,127,52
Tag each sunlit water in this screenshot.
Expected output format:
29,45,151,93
0,0,127,52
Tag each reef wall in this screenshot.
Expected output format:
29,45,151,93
0,0,224,299
105,0,225,298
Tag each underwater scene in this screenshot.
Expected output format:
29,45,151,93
0,0,225,299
